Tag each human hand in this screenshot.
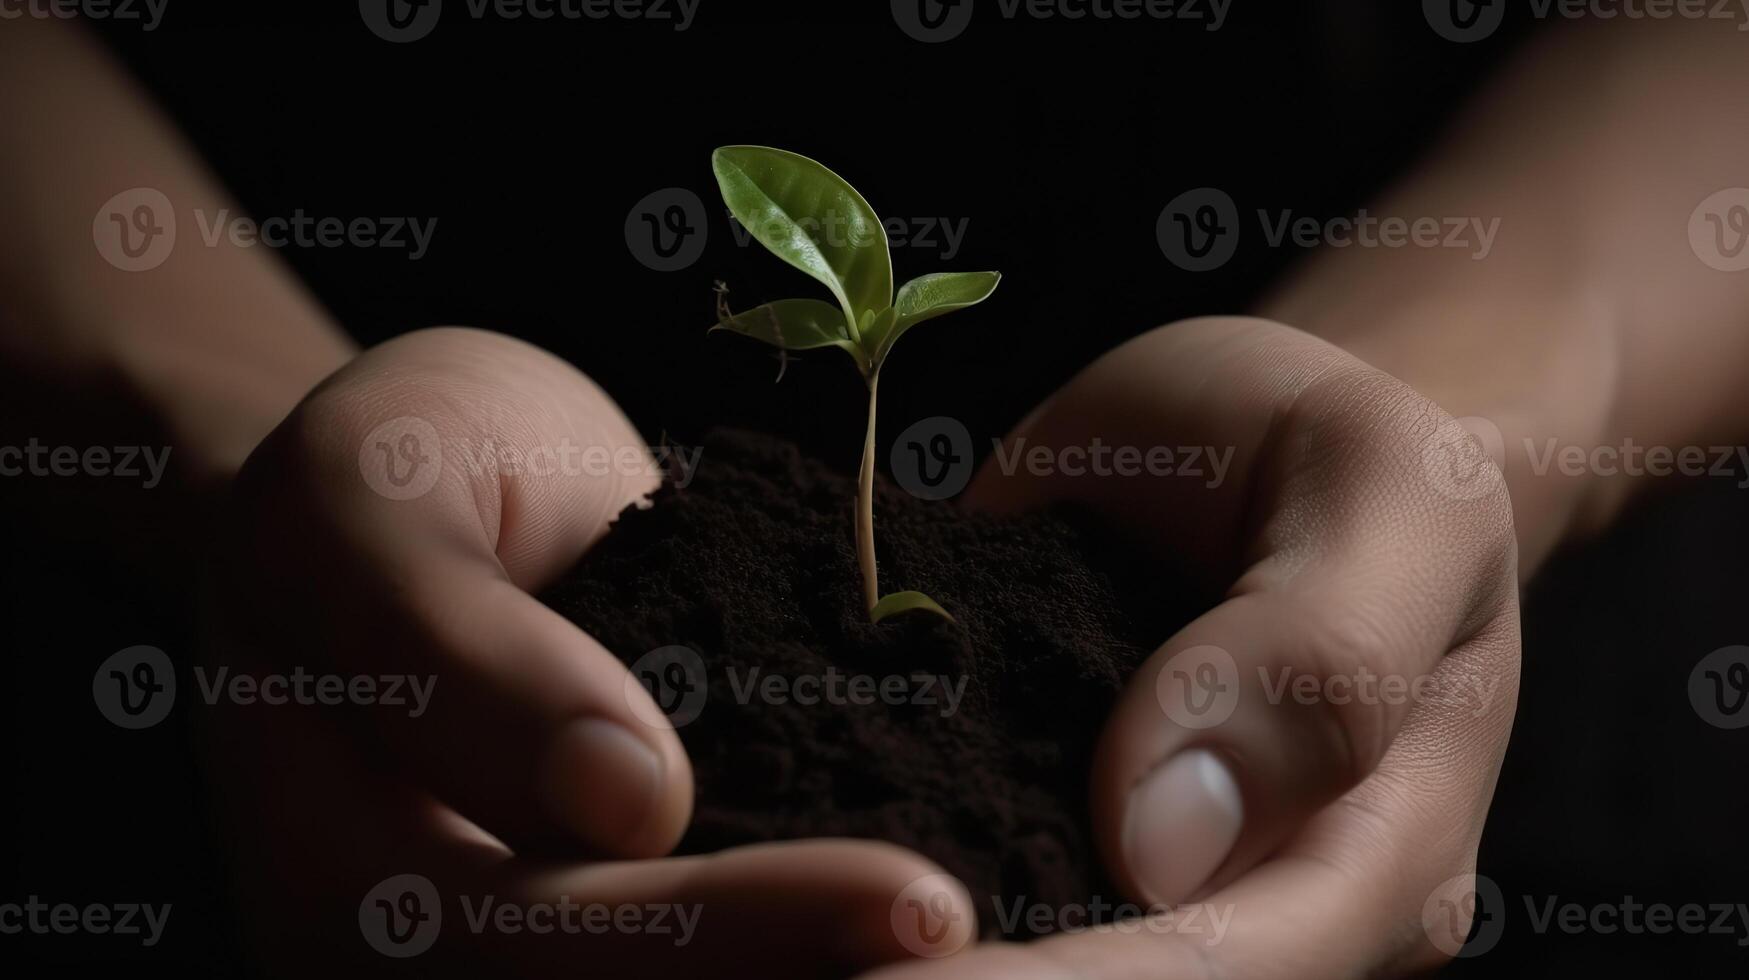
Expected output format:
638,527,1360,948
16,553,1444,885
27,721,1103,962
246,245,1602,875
876,316,1522,977
203,327,973,976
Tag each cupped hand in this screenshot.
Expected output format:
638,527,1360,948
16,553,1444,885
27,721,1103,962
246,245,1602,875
202,327,973,976
873,316,1522,978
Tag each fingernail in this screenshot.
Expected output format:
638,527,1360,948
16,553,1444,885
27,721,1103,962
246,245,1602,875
1122,748,1243,905
539,718,662,852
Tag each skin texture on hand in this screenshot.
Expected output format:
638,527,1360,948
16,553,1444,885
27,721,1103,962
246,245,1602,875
868,317,1522,978
203,327,974,977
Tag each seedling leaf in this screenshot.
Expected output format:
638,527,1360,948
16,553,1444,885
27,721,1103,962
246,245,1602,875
711,146,893,337
710,298,860,356
872,271,1001,362
869,590,955,624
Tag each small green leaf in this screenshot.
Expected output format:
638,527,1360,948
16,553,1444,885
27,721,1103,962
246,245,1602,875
710,297,857,353
712,146,893,336
864,307,896,358
871,271,1001,363
870,590,955,624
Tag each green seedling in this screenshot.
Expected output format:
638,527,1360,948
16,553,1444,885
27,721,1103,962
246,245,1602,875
708,145,1000,624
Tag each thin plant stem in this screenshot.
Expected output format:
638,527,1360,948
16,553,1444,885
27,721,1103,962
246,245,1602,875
857,369,880,614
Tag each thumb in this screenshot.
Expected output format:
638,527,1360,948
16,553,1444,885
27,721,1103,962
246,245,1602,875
216,326,692,857
1091,520,1519,908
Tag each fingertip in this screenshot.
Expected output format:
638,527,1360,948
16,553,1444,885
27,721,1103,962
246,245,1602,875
537,717,691,858
1119,747,1245,906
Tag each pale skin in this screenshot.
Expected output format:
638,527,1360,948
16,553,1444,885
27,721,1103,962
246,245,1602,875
7,13,1749,978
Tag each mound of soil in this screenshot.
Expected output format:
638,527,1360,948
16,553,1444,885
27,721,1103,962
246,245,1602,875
540,429,1198,937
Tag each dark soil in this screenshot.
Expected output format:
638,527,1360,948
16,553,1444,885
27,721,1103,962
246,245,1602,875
540,429,1200,938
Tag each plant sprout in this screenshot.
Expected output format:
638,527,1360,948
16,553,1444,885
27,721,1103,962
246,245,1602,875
708,145,999,623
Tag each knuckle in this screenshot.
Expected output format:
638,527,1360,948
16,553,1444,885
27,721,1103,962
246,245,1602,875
1281,602,1405,781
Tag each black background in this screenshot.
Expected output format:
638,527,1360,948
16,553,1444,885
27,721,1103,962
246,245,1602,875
2,0,1745,973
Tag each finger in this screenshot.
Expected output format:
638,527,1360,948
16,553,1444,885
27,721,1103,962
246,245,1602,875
861,621,1521,980
217,326,689,856
456,841,977,976
210,646,979,978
